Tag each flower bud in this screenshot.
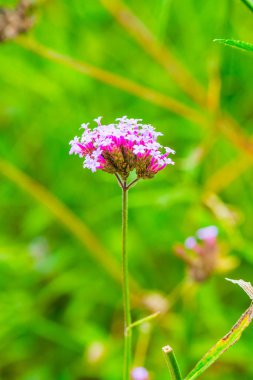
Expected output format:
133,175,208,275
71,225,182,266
131,367,149,380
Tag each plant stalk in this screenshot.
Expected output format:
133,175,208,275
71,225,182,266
162,345,182,380
122,181,132,380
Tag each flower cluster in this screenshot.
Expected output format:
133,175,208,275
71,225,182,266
174,226,238,282
69,116,175,180
184,225,218,250
174,226,219,282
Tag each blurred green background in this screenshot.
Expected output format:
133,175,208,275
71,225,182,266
1,0,253,379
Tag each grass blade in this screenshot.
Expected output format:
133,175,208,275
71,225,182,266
185,278,253,380
241,0,253,12
214,39,253,53
185,304,253,380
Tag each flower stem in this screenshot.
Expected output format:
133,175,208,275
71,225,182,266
122,181,132,380
162,345,182,380
115,173,124,188
126,177,139,190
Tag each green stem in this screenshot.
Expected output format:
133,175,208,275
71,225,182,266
241,0,253,13
162,345,182,380
122,182,132,380
126,177,139,190
115,173,123,188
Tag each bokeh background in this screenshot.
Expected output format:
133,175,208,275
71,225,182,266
1,0,253,379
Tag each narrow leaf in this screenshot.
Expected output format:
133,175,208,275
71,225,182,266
226,278,253,300
241,0,253,12
214,39,253,53
184,279,253,380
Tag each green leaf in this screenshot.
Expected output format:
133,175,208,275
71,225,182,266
241,0,253,12
184,279,253,380
214,39,253,53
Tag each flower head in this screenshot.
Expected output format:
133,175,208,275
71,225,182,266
174,226,220,281
197,225,218,243
69,116,175,180
174,225,238,282
131,367,149,380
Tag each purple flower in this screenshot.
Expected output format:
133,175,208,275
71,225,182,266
131,367,149,380
69,116,175,180
185,236,197,249
175,225,220,282
197,226,218,242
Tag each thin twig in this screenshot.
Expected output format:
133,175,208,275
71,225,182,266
127,311,160,331
100,0,206,107
0,158,142,296
207,57,221,114
115,173,124,188
126,178,139,190
15,37,207,127
133,321,152,368
203,156,252,194
218,115,253,158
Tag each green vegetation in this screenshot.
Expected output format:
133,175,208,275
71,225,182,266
1,0,253,379
214,38,253,53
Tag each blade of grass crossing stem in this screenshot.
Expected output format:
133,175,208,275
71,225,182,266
214,39,253,53
185,278,253,380
128,312,160,330
162,345,182,380
241,0,253,12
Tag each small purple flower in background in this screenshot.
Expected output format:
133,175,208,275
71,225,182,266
131,367,149,380
184,236,198,250
197,225,218,246
174,226,238,282
69,116,175,180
